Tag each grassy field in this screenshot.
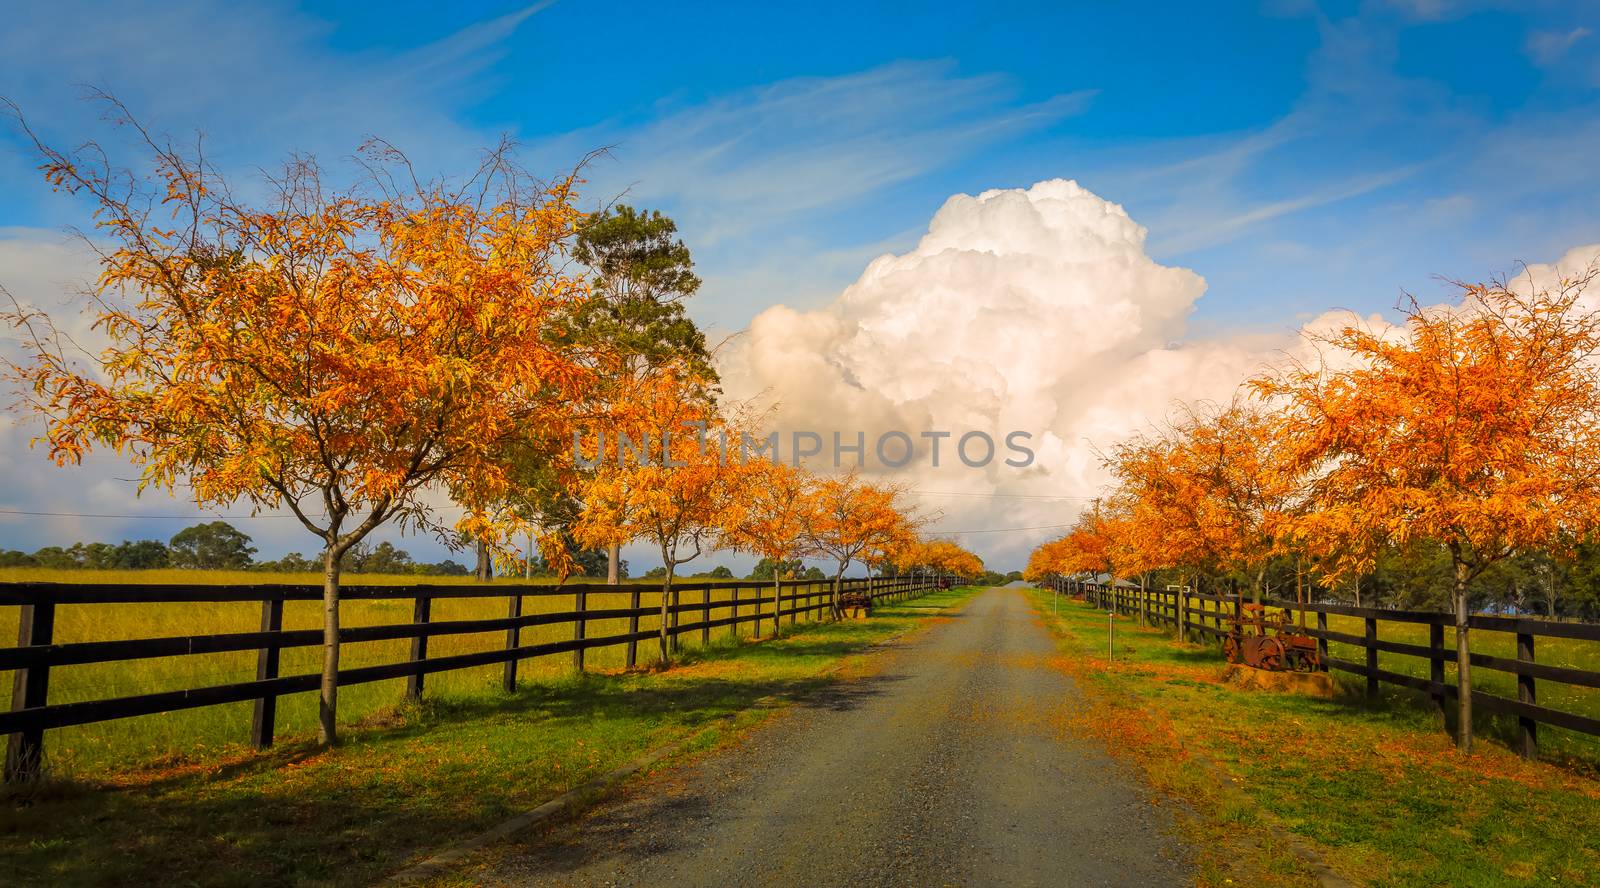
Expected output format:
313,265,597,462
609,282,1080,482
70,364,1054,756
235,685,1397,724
0,583,978,887
1032,590,1600,888
0,568,837,773
1174,599,1600,766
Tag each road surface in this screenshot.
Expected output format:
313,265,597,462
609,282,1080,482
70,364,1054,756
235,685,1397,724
478,587,1191,887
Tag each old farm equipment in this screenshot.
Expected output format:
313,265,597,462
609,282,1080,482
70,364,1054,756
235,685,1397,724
1224,603,1322,672
839,590,873,619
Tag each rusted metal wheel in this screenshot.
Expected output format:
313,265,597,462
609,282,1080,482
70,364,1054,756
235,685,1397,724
1256,637,1287,671
1223,634,1240,663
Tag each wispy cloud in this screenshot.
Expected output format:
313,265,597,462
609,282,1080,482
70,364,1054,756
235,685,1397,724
0,0,551,182
539,61,1093,328
1526,26,1592,66
1152,165,1421,255
561,61,1094,246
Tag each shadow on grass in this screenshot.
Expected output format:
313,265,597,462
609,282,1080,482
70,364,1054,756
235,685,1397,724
0,600,948,887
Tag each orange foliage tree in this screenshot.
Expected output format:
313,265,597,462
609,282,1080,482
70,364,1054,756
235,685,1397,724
722,459,820,636
1026,510,1115,587
573,374,750,664
2,109,595,744
911,539,983,579
801,471,909,617
1255,272,1600,751
1104,401,1301,604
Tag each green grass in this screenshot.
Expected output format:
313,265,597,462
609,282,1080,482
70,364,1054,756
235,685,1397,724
0,569,833,773
0,585,978,887
1031,590,1600,888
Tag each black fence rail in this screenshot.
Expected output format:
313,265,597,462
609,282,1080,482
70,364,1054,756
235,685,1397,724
1047,576,1600,760
3,575,937,782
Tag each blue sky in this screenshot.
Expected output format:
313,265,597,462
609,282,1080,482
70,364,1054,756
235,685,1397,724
2,0,1599,569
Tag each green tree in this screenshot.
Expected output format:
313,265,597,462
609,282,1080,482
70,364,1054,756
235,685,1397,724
427,559,471,577
344,541,415,574
749,557,804,581
0,550,37,567
168,521,256,570
114,540,170,569
566,545,623,578
566,204,716,583
29,546,76,569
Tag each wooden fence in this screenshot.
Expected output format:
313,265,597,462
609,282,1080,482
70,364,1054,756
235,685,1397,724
1047,576,1600,760
2,575,937,782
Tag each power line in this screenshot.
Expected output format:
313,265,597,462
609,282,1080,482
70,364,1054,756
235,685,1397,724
0,508,298,520
933,522,1075,535
0,506,474,521
908,489,1093,501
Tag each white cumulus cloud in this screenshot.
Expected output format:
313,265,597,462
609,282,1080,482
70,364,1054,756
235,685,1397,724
720,179,1290,564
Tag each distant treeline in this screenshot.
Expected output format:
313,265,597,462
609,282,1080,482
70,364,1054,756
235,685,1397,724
0,520,470,576
2,522,1026,584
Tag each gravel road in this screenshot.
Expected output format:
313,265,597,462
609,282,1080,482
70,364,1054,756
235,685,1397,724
478,587,1192,887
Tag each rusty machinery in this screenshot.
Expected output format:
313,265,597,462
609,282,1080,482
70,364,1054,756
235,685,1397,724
1223,603,1322,672
838,590,873,618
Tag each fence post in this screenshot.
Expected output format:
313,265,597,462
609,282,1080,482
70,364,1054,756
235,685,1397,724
406,594,432,701
5,601,56,783
1517,630,1537,760
627,586,641,668
1428,622,1445,716
1178,588,1188,643
250,597,284,750
1317,610,1329,672
730,586,739,640
504,593,522,692
1364,616,1379,701
701,586,711,647
573,586,588,673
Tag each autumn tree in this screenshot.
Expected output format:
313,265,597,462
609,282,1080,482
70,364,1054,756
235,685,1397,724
1255,270,1600,752
573,373,749,664
1105,401,1300,604
905,538,983,580
2,104,595,745
723,459,819,636
801,471,909,618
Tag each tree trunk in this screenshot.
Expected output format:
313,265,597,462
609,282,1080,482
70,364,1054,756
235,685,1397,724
831,564,846,620
658,547,674,665
606,542,621,585
475,538,493,583
772,574,782,637
1139,573,1148,627
1453,557,1473,753
320,547,343,746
